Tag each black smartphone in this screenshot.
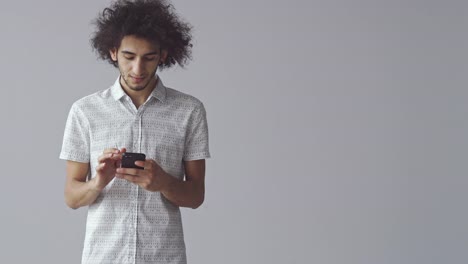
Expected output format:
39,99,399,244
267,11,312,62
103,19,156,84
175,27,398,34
121,152,146,169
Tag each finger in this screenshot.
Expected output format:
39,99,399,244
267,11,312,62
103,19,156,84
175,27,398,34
98,153,113,163
140,159,159,170
95,163,106,172
103,148,120,154
116,167,142,177
115,172,143,183
135,160,149,169
98,152,122,163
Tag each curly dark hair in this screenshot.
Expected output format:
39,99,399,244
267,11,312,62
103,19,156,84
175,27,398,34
91,0,193,70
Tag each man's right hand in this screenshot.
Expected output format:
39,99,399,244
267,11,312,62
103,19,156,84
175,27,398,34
94,147,127,191
64,147,127,209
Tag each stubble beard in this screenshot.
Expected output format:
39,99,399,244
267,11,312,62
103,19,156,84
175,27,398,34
120,68,158,92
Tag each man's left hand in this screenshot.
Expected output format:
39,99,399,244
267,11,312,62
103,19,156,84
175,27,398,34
115,159,171,192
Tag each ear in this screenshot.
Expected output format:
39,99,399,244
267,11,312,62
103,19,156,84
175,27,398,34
160,49,168,64
109,48,118,62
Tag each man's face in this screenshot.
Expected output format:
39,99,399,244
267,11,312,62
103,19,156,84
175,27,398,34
110,35,167,92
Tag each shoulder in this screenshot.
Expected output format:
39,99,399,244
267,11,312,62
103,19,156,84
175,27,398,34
165,87,205,111
70,87,113,112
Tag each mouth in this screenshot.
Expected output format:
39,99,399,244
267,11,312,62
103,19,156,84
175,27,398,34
130,76,146,83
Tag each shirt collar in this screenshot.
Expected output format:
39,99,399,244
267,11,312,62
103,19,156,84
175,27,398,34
110,75,167,103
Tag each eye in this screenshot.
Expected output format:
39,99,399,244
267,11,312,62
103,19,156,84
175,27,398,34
144,56,157,61
123,56,135,60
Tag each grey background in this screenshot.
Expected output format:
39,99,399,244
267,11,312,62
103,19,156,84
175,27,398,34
0,0,467,263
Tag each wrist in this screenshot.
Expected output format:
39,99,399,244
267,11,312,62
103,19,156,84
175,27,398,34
90,176,105,193
160,171,175,194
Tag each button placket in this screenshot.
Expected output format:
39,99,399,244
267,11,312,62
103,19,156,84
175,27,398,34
130,111,140,262
128,183,138,264
132,185,139,263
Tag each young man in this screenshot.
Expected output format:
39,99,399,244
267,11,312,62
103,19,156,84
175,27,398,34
59,1,210,263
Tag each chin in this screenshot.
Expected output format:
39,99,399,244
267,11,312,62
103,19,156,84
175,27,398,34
130,86,146,91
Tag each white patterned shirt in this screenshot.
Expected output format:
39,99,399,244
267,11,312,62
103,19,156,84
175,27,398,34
59,76,210,264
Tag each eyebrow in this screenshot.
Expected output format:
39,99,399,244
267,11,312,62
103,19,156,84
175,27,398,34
121,50,159,56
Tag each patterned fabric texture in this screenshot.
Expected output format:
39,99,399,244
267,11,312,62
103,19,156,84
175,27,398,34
60,76,210,264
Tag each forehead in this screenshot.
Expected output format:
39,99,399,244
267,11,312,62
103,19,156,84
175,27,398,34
118,35,160,53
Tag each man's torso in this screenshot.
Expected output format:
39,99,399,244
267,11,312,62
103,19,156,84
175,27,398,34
60,77,210,264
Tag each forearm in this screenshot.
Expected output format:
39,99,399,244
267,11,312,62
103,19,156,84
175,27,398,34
64,177,102,209
161,174,204,209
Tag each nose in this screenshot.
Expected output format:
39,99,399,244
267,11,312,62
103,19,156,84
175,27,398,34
132,58,145,76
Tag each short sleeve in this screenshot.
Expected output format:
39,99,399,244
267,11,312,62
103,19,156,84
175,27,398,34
59,103,91,163
183,103,211,161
